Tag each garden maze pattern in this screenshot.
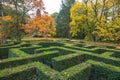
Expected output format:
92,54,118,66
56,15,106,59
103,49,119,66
0,41,120,80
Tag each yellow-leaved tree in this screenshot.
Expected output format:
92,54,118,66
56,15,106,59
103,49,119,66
70,0,120,42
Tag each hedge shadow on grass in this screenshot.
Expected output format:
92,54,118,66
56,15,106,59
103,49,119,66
111,51,120,58
74,43,86,47
36,48,75,55
84,46,97,49
91,49,108,54
37,42,65,47
89,63,120,80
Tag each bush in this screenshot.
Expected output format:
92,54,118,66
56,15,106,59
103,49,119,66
55,63,91,80
0,62,37,80
38,42,64,47
0,47,9,59
9,49,29,57
52,53,85,71
83,54,120,67
0,62,59,80
0,53,44,70
87,60,120,80
20,46,41,54
0,45,21,59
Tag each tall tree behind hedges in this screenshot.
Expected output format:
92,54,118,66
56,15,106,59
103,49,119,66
70,0,120,42
56,0,75,38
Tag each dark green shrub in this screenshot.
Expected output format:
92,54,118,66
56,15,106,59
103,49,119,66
0,53,43,70
20,47,41,54
38,42,64,47
36,62,59,80
0,45,20,59
0,62,59,80
83,54,120,67
52,53,85,71
111,51,120,58
9,49,29,57
0,47,9,59
74,43,86,47
88,60,120,80
0,62,37,80
56,63,91,80
84,46,97,49
106,46,116,49
20,43,32,47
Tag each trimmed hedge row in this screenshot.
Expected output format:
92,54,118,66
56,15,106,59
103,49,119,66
9,49,29,57
0,62,37,80
52,53,85,71
82,54,120,67
0,41,120,80
55,63,91,80
36,47,75,62
0,47,9,59
0,43,35,59
0,53,43,70
0,62,59,80
20,46,41,54
36,62,59,80
87,60,120,80
36,47,75,54
0,47,74,70
37,42,64,47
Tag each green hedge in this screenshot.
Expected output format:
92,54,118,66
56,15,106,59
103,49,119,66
84,45,97,49
36,47,75,54
0,45,21,59
0,47,9,59
36,62,59,80
0,43,30,59
36,47,75,62
55,63,91,80
87,60,120,80
0,62,59,80
0,47,72,70
38,42,64,47
83,54,120,67
0,62,37,80
9,49,29,57
52,53,85,71
0,53,44,70
20,43,32,47
20,46,41,54
111,50,120,58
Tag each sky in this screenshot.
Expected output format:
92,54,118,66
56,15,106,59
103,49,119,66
43,0,62,14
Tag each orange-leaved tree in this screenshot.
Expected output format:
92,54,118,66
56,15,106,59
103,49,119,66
22,0,56,37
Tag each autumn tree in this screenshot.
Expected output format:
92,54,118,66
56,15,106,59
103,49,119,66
70,0,120,42
22,0,56,38
92,0,120,42
70,1,95,40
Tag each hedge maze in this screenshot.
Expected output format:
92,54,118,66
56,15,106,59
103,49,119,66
0,41,120,80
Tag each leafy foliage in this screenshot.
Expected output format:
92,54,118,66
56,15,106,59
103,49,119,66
70,0,120,42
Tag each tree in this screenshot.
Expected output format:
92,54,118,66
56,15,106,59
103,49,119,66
22,0,56,38
51,12,58,21
70,0,120,42
92,0,120,42
23,15,56,37
56,0,75,38
70,1,95,40
0,16,13,41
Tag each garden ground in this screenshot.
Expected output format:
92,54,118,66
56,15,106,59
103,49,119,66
0,38,120,80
